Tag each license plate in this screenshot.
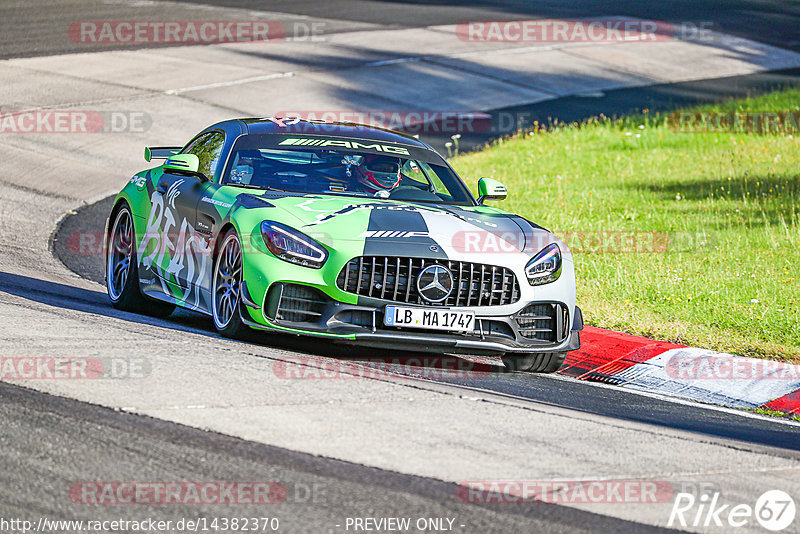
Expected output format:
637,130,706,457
384,306,475,333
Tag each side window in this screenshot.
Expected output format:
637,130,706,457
401,160,428,187
416,161,450,195
184,132,225,179
401,160,447,193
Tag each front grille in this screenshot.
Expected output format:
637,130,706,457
336,256,520,307
266,283,328,323
515,303,568,342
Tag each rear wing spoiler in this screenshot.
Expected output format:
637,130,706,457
144,146,181,162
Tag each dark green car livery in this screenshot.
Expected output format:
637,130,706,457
106,118,582,372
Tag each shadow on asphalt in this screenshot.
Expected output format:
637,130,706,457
0,270,503,373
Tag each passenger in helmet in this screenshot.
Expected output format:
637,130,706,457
229,150,261,184
351,155,401,195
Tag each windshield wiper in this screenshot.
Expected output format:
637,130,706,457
227,183,265,190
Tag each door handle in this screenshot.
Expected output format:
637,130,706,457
156,181,168,194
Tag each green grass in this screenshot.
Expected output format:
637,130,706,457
451,88,800,362
750,407,800,422
751,407,788,418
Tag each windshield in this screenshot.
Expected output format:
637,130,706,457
221,135,475,205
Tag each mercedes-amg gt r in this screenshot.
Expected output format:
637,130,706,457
105,117,583,372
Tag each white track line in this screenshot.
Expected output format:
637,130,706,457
165,71,296,94
545,373,800,428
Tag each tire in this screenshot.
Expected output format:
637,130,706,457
106,204,174,317
502,352,566,373
212,228,249,339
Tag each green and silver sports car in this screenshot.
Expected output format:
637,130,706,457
105,117,582,372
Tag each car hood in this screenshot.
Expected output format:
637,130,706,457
254,194,562,262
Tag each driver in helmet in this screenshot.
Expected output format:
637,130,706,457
350,155,402,196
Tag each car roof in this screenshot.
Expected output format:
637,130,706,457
232,117,433,148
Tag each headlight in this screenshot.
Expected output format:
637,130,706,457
261,221,328,269
525,243,561,286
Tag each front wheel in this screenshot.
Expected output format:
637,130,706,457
502,352,566,373
212,228,249,339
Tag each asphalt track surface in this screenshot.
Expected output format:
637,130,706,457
3,1,800,533
1,381,674,534
2,0,799,59
2,266,798,532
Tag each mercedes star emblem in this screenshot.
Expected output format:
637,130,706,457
417,264,454,303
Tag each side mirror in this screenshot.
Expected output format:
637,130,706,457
477,177,507,204
145,146,180,162
163,154,207,181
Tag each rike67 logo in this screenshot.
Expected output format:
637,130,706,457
669,490,796,531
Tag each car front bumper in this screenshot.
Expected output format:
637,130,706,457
239,281,583,356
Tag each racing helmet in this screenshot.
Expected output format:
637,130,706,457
229,150,261,184
352,155,401,193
